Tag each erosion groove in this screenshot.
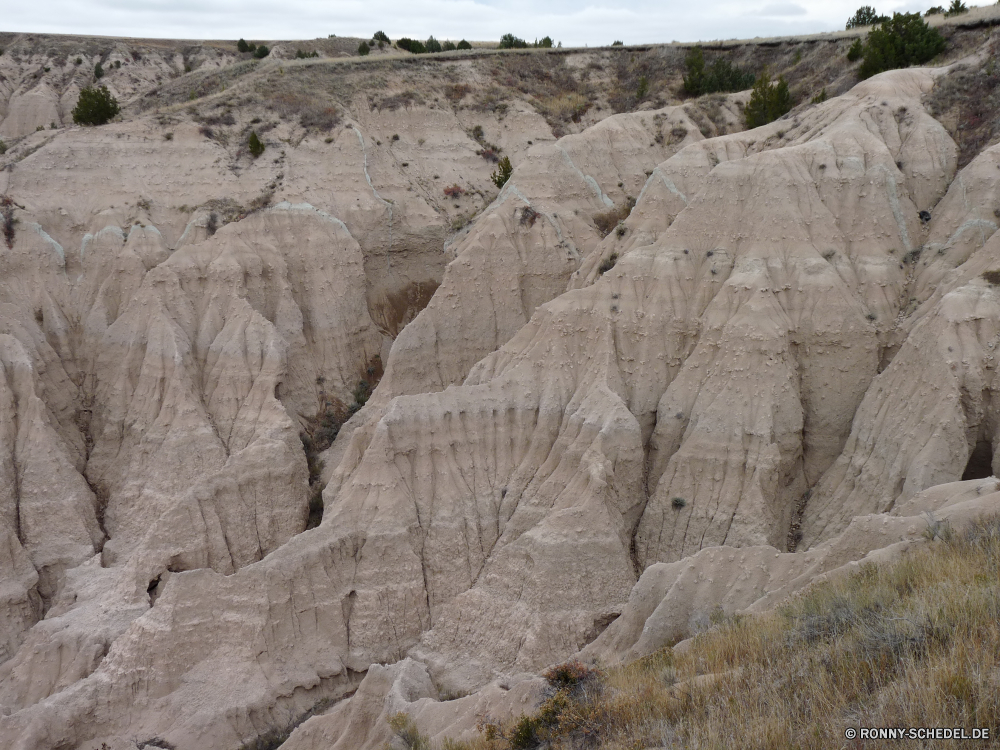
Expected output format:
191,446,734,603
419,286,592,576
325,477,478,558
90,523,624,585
2,22,1000,750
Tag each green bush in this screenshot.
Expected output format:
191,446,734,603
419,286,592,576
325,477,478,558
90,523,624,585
536,36,553,48
847,38,863,61
373,31,390,44
683,47,755,96
295,49,319,58
358,41,370,56
857,12,945,79
499,33,528,49
0,140,6,154
846,5,887,28
457,39,472,50
811,87,828,104
248,131,265,157
442,41,456,51
425,36,442,53
744,68,792,129
252,45,270,59
94,62,104,79
72,85,120,125
925,5,944,14
944,0,967,16
612,40,624,46
491,155,513,188
237,38,250,53
396,38,427,54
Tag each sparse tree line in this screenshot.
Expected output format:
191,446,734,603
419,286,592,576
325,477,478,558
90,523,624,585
682,3,953,131
358,31,557,56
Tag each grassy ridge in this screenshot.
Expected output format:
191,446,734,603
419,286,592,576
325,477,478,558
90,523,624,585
397,514,1000,749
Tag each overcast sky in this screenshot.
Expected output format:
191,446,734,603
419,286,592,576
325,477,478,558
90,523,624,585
1,0,984,47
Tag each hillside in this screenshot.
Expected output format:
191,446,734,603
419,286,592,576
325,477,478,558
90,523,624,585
2,13,1000,750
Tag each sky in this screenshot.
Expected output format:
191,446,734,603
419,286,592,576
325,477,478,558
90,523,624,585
0,0,984,47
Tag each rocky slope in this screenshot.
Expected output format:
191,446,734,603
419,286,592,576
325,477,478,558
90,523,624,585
2,21,1000,750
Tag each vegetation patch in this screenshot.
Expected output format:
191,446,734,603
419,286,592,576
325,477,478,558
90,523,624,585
855,12,946,79
445,513,1000,749
1,196,16,249
593,196,635,237
744,68,792,128
927,46,1000,168
682,47,755,96
72,85,120,125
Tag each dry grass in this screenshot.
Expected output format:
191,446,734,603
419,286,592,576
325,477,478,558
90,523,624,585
438,513,1000,750
926,31,1000,168
593,197,636,237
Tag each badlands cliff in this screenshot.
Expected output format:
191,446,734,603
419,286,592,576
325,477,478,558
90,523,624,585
2,17,1000,749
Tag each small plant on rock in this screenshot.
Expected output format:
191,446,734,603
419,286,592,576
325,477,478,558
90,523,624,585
443,184,464,198
491,155,513,189
248,131,265,157
1,196,16,249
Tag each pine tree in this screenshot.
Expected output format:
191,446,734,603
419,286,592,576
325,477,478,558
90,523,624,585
72,85,120,126
491,156,513,189
248,131,265,158
744,69,792,129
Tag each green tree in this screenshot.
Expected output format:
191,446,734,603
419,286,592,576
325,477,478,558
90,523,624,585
248,131,265,157
944,0,967,16
683,47,706,94
536,36,554,48
237,38,250,53
396,38,427,53
744,68,792,129
442,41,456,51
637,75,649,100
94,62,104,79
857,12,945,79
491,155,513,188
499,33,528,49
252,45,270,59
358,41,370,56
72,85,120,125
611,40,624,46
684,46,755,96
373,31,390,44
425,36,442,53
846,6,884,28
924,6,944,15
847,38,864,61
457,39,472,50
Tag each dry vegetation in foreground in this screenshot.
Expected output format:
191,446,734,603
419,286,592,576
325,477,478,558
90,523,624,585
393,514,1000,749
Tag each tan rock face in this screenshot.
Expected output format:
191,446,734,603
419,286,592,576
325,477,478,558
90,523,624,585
2,29,1000,750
